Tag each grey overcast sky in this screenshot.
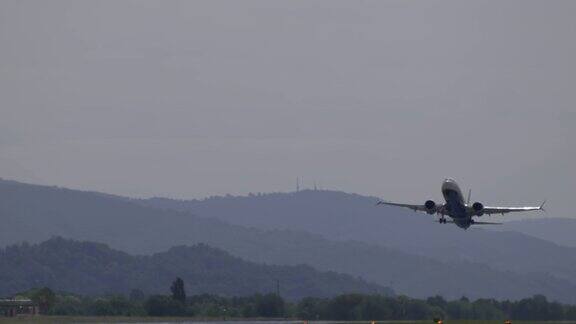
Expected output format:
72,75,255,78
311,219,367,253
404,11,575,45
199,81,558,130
1,0,574,218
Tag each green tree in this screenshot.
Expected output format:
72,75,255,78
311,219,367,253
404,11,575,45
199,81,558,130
255,293,285,317
145,295,186,316
49,295,85,315
31,287,56,314
565,305,576,320
472,298,505,320
357,296,394,320
297,297,324,320
170,277,186,303
90,298,115,316
427,295,448,309
446,296,473,319
328,294,364,320
129,289,146,302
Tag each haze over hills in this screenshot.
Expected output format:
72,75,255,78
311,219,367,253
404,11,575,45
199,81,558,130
498,218,576,248
143,190,576,282
0,237,389,300
2,179,576,302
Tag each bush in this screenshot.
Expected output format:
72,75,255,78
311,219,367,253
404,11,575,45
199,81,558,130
144,295,188,316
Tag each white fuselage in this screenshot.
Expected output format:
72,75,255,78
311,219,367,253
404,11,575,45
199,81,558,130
441,179,473,228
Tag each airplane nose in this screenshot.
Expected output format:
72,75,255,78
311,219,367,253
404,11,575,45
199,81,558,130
442,178,458,190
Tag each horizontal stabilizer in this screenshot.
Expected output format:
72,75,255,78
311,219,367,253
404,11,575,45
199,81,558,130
443,220,502,225
473,221,503,225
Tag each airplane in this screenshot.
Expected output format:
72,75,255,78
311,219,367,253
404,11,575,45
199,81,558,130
377,178,545,229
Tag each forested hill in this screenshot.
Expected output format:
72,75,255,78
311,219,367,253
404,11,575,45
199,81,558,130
0,237,389,299
143,190,576,286
2,179,576,303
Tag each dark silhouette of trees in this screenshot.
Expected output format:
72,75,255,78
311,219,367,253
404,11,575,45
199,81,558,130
129,289,146,302
12,286,576,320
294,294,576,321
255,293,285,317
145,295,186,316
31,287,56,314
170,277,186,303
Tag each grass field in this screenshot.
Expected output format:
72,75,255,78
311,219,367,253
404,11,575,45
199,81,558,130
2,319,576,324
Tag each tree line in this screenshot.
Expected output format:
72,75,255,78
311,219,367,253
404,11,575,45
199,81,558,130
20,279,576,320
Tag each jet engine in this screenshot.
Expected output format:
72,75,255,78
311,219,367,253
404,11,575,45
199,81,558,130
472,202,484,216
424,200,437,214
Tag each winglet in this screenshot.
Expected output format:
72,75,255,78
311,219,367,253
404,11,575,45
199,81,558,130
539,200,547,212
376,201,383,206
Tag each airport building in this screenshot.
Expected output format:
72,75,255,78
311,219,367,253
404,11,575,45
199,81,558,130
0,298,39,317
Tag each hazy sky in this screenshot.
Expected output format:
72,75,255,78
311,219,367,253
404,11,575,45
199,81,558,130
1,1,574,218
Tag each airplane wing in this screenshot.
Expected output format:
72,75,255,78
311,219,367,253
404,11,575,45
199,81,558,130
481,201,546,215
376,201,431,212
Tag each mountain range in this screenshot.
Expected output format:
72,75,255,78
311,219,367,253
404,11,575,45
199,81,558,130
142,190,576,284
1,179,576,302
